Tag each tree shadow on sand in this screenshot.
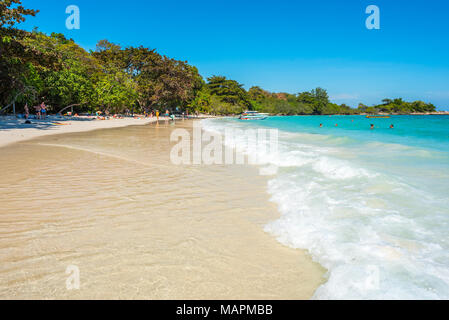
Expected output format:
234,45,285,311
0,116,94,132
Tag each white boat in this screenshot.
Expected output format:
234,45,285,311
239,111,269,120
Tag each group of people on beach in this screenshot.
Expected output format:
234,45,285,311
91,108,179,122
143,109,180,121
24,102,47,120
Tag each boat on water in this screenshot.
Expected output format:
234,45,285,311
239,111,269,120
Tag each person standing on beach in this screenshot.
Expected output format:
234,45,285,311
156,110,160,121
24,104,29,119
164,110,170,122
34,104,41,120
40,102,47,120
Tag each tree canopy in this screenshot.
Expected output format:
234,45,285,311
0,0,38,27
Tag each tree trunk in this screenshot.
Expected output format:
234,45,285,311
58,103,83,115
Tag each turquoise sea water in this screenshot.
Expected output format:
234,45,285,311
202,115,449,299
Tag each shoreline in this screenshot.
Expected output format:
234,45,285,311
267,112,449,116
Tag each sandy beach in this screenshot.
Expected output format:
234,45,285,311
0,116,160,149
0,119,325,299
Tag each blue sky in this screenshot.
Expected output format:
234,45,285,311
19,0,449,109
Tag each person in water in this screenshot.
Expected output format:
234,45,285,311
370,124,375,130
390,124,394,129
320,124,323,128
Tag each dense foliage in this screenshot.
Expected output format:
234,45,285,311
0,1,439,115
247,88,437,115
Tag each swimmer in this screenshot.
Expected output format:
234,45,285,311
390,124,394,129
320,124,323,128
370,124,375,130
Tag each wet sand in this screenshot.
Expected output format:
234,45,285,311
0,120,325,299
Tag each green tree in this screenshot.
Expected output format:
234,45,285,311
207,76,251,110
25,32,99,112
189,86,212,114
0,1,44,109
0,0,38,27
310,87,330,114
248,86,268,101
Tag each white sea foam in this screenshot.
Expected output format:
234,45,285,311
201,118,449,300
